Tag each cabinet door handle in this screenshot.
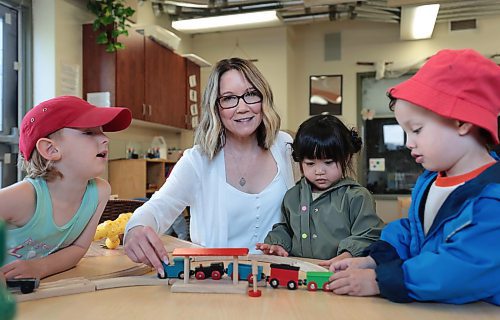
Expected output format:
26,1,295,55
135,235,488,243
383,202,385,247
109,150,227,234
142,104,146,116
148,105,152,116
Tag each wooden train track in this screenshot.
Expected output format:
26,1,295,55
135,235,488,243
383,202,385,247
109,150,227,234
13,265,157,302
13,236,327,301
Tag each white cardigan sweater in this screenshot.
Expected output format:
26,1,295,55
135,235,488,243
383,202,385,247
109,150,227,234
125,131,295,248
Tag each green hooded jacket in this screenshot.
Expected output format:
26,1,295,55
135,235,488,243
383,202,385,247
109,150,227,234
264,177,384,260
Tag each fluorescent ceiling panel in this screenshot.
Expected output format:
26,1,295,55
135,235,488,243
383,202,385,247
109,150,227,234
172,10,281,34
400,4,440,40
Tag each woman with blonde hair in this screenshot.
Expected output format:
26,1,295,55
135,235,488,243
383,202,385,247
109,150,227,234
124,58,295,277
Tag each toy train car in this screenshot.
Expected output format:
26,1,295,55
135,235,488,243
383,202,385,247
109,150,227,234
268,263,333,291
159,258,225,280
159,257,187,279
226,262,265,282
305,271,333,292
268,263,301,290
159,257,195,279
6,278,40,294
194,262,225,280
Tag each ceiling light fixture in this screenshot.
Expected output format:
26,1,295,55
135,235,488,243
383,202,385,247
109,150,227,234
400,4,440,40
172,10,281,34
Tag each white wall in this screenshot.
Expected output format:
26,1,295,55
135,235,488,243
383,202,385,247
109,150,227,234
289,17,500,130
43,3,500,141
191,27,290,128
32,0,57,104
188,16,500,132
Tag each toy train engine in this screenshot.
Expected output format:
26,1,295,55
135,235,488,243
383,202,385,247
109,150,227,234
194,262,225,280
158,257,195,279
268,263,301,290
226,262,265,283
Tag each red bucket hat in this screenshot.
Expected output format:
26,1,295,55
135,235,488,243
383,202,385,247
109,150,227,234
20,96,132,159
388,49,500,144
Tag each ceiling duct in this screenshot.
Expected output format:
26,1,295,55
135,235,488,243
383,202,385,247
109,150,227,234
450,19,477,31
151,0,500,28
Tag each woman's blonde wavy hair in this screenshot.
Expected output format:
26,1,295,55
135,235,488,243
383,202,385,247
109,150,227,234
194,58,281,160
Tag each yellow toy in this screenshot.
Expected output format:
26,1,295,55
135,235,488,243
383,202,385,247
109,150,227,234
94,212,133,249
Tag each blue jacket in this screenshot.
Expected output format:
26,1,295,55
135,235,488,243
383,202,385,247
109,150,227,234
367,155,500,305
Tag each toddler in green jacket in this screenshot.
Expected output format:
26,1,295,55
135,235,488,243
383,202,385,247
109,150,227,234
256,115,384,264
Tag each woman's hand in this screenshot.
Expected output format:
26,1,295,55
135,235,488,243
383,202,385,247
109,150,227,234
0,259,42,280
124,226,169,277
330,256,377,272
255,243,289,257
318,251,353,269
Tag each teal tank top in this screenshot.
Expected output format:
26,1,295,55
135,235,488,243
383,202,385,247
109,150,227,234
3,177,98,265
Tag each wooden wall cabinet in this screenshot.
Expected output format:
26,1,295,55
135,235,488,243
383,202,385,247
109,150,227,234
144,37,186,128
83,24,195,129
108,159,169,199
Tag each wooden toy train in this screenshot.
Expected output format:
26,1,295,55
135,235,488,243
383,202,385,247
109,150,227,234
159,258,333,292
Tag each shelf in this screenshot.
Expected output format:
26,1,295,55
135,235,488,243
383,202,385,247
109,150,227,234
181,53,212,67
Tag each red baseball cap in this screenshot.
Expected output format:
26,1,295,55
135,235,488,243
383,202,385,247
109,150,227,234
388,49,500,144
19,96,132,159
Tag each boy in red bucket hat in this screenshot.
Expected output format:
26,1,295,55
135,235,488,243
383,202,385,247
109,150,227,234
327,49,500,305
0,96,131,280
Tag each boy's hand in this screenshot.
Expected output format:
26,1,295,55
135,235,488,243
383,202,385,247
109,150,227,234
318,251,353,269
255,243,289,257
124,226,169,278
330,256,377,272
328,268,380,296
0,259,42,280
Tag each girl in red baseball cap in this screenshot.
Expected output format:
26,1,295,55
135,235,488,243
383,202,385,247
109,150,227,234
0,96,131,280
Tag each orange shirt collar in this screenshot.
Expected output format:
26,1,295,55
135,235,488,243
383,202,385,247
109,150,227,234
436,161,496,187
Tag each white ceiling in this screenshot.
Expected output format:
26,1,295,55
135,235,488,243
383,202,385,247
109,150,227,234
151,0,500,25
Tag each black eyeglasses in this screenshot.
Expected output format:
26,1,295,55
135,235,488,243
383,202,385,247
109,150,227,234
217,91,263,109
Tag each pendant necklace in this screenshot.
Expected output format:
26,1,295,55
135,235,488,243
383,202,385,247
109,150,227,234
226,149,251,188
239,176,246,187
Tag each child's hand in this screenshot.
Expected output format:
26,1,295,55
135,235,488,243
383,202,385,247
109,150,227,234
330,256,376,272
318,251,353,269
0,259,42,280
255,243,289,257
327,268,380,296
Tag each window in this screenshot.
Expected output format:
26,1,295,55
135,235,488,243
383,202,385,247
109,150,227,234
0,1,30,187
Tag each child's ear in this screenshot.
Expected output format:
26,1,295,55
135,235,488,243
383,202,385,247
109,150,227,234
36,138,62,161
456,121,474,137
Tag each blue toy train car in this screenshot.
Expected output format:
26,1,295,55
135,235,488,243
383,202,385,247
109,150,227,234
226,262,264,282
159,257,194,279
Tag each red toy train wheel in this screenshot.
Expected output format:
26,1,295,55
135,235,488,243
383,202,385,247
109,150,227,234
211,270,222,280
307,281,318,291
195,271,205,280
